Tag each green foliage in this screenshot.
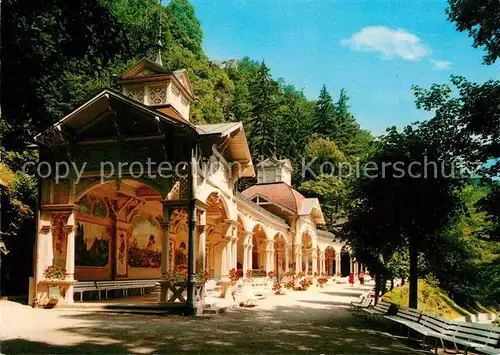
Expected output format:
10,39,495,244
298,174,348,228
0,167,37,239
386,250,410,280
1,0,128,149
343,124,464,307
245,61,281,158
382,280,471,319
1,0,374,246
423,184,500,307
413,76,500,243
446,0,500,65
312,85,336,138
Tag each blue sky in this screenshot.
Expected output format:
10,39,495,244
191,0,499,135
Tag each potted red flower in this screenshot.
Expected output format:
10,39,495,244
317,277,328,288
272,283,283,295
43,265,66,281
299,279,311,291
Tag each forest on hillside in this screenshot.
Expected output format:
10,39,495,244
1,0,498,310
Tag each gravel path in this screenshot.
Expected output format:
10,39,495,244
1,283,429,354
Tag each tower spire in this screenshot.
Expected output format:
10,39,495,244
155,0,164,66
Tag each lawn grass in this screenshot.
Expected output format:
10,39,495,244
382,280,471,319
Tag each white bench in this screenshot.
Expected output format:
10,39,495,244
204,280,221,298
73,281,98,302
74,279,158,301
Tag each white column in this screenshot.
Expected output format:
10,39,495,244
264,241,272,273
232,237,238,270
312,249,318,274
336,253,341,276
65,212,76,282
224,222,235,275
294,245,301,273
226,241,232,273
242,243,248,275
247,243,253,271
284,245,289,273
221,245,227,275
272,250,275,272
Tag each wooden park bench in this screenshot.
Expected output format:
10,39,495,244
384,306,426,336
383,307,500,355
444,321,500,355
349,292,372,313
361,301,392,320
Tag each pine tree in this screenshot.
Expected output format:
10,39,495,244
247,61,280,158
333,89,362,153
312,85,336,138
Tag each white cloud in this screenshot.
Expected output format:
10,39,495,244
341,26,431,61
430,59,452,70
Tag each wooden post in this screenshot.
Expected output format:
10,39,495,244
160,203,170,302
186,147,197,314
198,210,206,273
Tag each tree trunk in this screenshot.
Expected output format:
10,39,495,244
374,273,381,305
381,275,387,295
401,276,405,286
390,278,394,290
409,239,418,309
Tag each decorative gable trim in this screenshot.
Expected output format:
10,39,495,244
121,58,168,79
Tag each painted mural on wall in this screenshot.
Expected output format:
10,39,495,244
174,242,188,271
128,217,161,268
75,222,110,267
51,214,68,267
116,229,128,276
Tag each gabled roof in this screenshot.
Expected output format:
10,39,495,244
120,58,194,100
256,157,293,172
34,89,197,146
197,122,255,177
196,122,241,136
121,58,169,78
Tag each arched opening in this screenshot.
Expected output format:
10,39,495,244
252,224,267,270
341,246,351,277
273,233,286,278
205,192,229,278
325,246,335,275
301,232,313,274
74,179,163,281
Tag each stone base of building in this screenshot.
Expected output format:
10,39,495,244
35,280,76,308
